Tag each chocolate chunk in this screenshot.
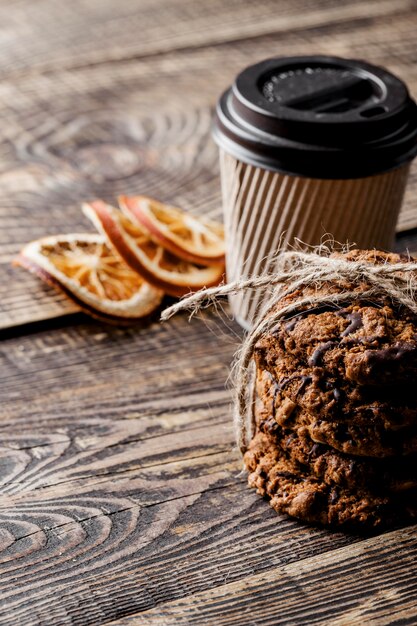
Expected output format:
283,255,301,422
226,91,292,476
308,341,337,366
333,388,342,401
346,342,417,386
341,311,363,337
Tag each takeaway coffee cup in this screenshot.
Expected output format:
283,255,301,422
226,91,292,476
213,56,417,329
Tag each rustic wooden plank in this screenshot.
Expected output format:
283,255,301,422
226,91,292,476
0,478,358,625
2,5,417,330
0,0,408,77
0,450,360,626
0,315,363,624
0,314,238,431
0,423,235,494
1,320,411,625
2,2,417,624
0,313,237,495
116,525,417,625
0,312,238,488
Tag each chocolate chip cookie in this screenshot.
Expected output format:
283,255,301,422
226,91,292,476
254,251,417,426
244,249,417,528
254,394,417,493
244,430,417,530
257,368,417,457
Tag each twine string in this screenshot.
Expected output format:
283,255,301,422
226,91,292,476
161,251,417,456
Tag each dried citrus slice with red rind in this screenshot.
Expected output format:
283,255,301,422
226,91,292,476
15,233,163,322
83,201,224,297
119,195,225,266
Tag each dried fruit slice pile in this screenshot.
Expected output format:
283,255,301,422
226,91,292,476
14,196,225,322
83,200,224,297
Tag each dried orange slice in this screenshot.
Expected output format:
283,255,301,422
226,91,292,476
83,201,224,297
119,195,225,266
15,234,164,322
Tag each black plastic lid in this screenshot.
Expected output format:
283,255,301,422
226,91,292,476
213,56,417,179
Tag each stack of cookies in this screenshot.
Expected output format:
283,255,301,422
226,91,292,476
244,250,417,530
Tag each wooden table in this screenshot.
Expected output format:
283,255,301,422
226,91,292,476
2,1,417,624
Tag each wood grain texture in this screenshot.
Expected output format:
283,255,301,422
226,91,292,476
1,2,417,328
116,525,417,625
0,0,409,76
0,314,360,625
0,480,358,626
0,315,235,430
3,2,417,625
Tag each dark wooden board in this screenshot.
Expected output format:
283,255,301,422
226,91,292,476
0,314,361,625
2,1,417,624
0,315,235,432
122,526,417,625
2,2,417,329
0,0,409,77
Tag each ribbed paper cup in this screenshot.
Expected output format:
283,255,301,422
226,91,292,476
220,150,410,328
213,56,417,329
